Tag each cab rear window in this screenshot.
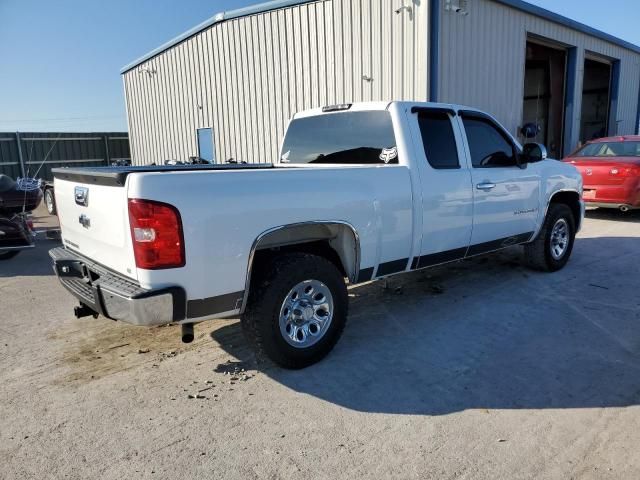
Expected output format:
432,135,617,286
280,111,398,165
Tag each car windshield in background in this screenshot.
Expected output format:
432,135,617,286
574,141,640,158
280,111,398,165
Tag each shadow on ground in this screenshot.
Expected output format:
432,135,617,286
0,237,60,277
211,236,640,415
586,207,640,223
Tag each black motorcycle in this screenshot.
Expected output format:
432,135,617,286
0,175,43,260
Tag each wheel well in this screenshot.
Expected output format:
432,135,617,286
253,240,348,278
550,191,581,230
244,223,359,310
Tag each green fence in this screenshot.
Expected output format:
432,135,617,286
0,132,130,182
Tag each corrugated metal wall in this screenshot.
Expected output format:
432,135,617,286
0,133,130,181
438,0,640,152
123,0,428,165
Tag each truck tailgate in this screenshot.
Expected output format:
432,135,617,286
54,178,137,280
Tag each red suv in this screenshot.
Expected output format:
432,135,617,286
564,136,640,212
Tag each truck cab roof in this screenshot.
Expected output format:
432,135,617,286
292,101,488,119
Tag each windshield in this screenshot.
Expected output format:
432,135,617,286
573,141,640,158
280,111,398,165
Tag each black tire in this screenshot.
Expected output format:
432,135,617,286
44,188,56,215
0,250,20,261
241,252,348,369
524,203,576,272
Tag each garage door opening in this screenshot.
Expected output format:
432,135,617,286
579,57,614,142
521,39,568,159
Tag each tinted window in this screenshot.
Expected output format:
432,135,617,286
573,141,640,158
462,117,517,168
280,111,398,165
417,111,459,169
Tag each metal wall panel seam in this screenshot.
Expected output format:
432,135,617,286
149,58,162,163
179,42,192,161
242,18,256,162
186,40,199,157
163,48,177,162
261,13,274,160
123,75,133,163
251,15,262,161
171,47,184,162
127,73,141,164
209,27,224,162
236,19,249,162
225,23,239,162
166,49,180,162
162,51,175,162
215,26,229,161
298,6,308,110
139,59,152,163
248,16,261,162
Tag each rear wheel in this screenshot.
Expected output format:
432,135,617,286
44,188,56,215
241,252,348,369
0,250,20,261
524,203,575,271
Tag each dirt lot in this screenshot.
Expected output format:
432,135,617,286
1,207,639,479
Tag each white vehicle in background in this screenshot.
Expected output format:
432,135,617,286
50,101,584,368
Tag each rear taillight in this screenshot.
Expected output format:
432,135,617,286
613,166,640,177
128,199,185,269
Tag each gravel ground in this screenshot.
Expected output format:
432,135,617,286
1,207,639,479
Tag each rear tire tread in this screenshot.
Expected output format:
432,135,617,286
241,252,348,369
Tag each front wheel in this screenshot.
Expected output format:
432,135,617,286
524,203,576,272
241,252,348,369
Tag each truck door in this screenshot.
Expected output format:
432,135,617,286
408,107,474,268
458,111,540,253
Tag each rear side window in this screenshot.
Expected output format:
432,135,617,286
417,111,460,169
280,111,398,165
574,141,640,157
462,117,517,168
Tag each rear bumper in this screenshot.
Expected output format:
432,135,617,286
583,178,640,207
50,247,186,326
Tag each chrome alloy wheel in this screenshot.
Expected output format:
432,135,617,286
279,279,334,348
45,191,54,213
550,218,569,260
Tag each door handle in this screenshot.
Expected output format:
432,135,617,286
476,182,496,191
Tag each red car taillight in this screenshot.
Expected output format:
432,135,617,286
128,199,185,269
615,166,640,177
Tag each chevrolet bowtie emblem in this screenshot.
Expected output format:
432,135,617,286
79,214,91,228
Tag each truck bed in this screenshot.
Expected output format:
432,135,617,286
52,163,275,187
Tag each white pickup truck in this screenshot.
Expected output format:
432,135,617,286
50,102,584,368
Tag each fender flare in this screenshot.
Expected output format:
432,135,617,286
239,220,361,314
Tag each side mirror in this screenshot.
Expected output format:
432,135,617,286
521,143,548,163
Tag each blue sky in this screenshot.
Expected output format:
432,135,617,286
0,0,638,132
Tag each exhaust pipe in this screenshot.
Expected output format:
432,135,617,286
181,323,194,343
620,205,630,212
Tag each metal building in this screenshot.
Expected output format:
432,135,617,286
121,0,640,165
